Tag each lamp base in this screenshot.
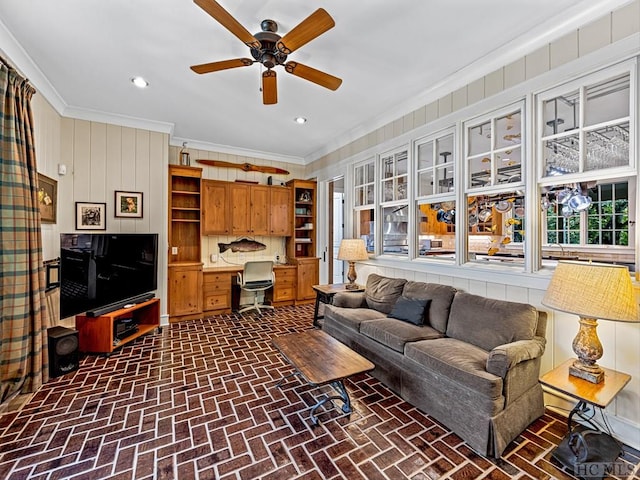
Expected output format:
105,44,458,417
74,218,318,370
569,360,604,384
344,282,359,291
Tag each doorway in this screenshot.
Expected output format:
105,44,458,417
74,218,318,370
328,177,345,284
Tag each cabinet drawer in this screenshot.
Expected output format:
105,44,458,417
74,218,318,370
204,293,230,310
204,273,233,285
203,281,230,295
273,287,295,301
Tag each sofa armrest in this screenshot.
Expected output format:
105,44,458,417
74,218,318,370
486,336,546,378
332,291,367,308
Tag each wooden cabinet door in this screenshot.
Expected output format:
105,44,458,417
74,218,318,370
296,258,319,301
202,180,230,235
168,265,202,317
250,185,270,235
269,186,292,236
230,184,251,235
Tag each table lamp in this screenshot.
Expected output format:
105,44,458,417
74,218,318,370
542,261,638,384
338,239,369,290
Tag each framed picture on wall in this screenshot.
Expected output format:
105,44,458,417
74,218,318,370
37,173,57,224
75,202,106,230
114,191,143,218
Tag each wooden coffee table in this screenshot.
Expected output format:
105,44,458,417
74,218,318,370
272,329,374,425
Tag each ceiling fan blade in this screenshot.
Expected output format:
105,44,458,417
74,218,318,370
262,70,277,105
194,0,261,49
285,61,342,91
276,8,335,55
190,58,254,74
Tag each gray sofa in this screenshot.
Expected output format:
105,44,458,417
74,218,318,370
322,274,547,458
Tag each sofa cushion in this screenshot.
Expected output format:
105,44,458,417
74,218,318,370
405,338,503,400
402,282,457,333
360,318,443,353
324,305,387,332
446,292,539,352
388,297,431,325
364,274,407,314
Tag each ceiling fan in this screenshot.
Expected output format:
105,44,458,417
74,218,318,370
191,0,342,105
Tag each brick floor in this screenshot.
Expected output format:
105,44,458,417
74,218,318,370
1,304,638,479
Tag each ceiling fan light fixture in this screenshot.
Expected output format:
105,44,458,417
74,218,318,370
294,117,307,124
131,76,149,88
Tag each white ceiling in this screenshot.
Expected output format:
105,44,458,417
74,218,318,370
0,1,631,164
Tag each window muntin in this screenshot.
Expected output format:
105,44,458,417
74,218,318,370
541,73,631,178
354,160,375,207
466,109,523,190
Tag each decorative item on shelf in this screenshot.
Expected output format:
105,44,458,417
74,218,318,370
179,142,191,166
542,261,638,384
298,191,311,202
337,239,369,290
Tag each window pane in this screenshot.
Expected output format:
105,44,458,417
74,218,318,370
584,74,630,126
418,171,434,197
495,111,521,150
468,193,524,266
355,166,363,186
355,209,375,253
382,179,394,202
468,121,491,156
417,202,455,260
417,141,434,170
355,186,364,207
543,133,580,176
469,155,491,188
396,152,408,175
496,147,521,184
397,176,408,201
543,90,579,136
585,122,629,171
365,163,375,183
382,205,408,256
382,157,394,179
365,184,374,206
436,135,454,163
436,166,454,194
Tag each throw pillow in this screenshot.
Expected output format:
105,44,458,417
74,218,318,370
387,297,431,325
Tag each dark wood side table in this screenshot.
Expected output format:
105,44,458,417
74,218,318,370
311,283,364,327
539,359,631,472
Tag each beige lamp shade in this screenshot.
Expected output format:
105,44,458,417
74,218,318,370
542,261,638,322
337,239,369,262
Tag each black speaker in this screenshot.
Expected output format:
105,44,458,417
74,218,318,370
48,326,79,377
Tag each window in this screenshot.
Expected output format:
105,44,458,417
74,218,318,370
541,73,631,177
353,159,376,253
380,147,409,256
464,103,526,266
466,107,523,190
415,131,456,259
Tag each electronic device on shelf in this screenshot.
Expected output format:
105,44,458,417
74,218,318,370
60,233,159,318
113,317,139,341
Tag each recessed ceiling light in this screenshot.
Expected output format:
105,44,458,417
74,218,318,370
131,76,149,88
294,117,307,124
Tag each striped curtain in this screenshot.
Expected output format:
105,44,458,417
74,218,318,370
0,60,50,404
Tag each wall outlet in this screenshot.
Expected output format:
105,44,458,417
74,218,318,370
274,253,280,264
171,246,178,255
210,254,218,263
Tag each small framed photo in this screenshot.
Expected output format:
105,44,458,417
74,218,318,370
114,191,143,218
75,202,106,230
37,173,57,224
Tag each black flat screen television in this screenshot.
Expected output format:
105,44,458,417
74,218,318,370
60,233,158,318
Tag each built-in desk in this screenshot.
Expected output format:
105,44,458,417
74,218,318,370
203,263,296,314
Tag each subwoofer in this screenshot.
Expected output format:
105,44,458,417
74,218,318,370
48,326,79,377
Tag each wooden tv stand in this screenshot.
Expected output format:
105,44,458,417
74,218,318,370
76,298,161,355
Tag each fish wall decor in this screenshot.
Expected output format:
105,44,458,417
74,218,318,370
218,238,267,253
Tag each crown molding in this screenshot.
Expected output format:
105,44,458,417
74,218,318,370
170,137,305,165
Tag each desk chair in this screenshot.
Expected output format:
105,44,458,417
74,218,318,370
237,261,275,315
